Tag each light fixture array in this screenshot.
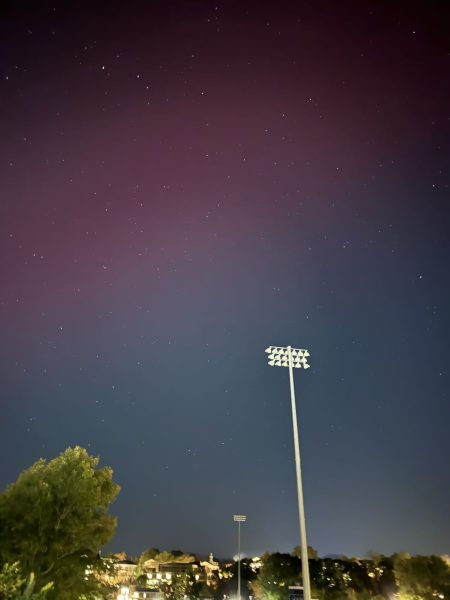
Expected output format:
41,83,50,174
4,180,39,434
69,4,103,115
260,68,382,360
233,515,247,522
265,346,311,369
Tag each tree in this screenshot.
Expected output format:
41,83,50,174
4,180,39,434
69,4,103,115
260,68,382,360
394,555,450,600
154,551,196,564
167,572,200,600
293,546,319,560
138,548,161,564
227,558,257,583
311,559,351,600
0,563,53,599
251,553,301,600
0,446,120,599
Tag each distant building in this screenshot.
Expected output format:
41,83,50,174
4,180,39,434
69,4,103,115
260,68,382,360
288,586,318,600
117,586,164,599
143,557,198,583
113,553,223,598
115,560,138,584
160,562,194,574
289,586,304,600
200,553,220,585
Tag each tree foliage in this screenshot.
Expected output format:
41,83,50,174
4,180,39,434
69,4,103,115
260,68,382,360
0,562,53,599
394,555,450,600
250,552,450,600
293,546,319,560
155,551,196,564
251,553,301,600
0,446,120,599
167,572,201,600
138,549,197,566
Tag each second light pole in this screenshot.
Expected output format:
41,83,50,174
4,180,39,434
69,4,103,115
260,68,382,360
233,514,247,600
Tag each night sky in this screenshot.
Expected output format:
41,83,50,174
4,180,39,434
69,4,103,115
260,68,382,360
1,0,449,560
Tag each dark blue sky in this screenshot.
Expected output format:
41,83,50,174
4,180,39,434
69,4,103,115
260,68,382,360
0,0,449,559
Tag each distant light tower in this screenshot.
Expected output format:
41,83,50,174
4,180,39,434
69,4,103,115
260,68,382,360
233,514,247,600
265,345,312,600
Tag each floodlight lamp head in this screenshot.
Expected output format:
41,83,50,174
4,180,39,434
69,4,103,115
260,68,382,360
265,345,311,369
233,515,247,522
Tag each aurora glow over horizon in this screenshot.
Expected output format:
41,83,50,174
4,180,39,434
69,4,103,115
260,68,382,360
0,0,449,558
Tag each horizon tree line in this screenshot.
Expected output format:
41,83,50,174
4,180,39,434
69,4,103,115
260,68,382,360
0,447,448,600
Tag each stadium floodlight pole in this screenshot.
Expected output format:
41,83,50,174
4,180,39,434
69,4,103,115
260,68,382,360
233,515,247,600
265,345,312,600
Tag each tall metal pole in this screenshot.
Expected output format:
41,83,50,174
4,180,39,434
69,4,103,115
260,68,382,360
237,520,241,600
233,515,246,600
287,345,312,600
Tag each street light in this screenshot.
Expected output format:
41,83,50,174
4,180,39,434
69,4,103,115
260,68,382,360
265,345,312,600
233,514,247,600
